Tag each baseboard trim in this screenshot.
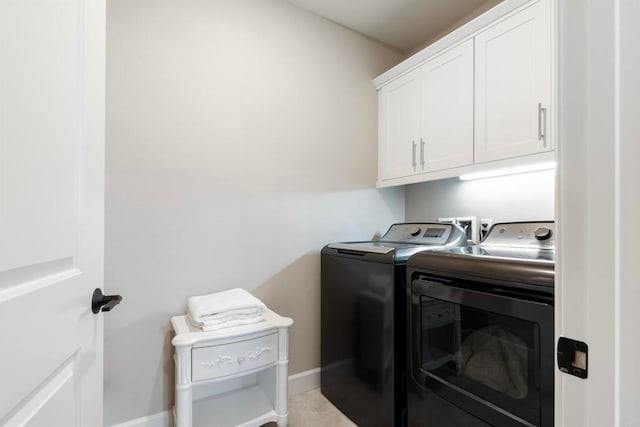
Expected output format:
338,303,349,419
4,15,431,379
109,368,321,427
288,367,321,396
109,410,172,427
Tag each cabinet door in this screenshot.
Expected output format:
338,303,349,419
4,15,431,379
474,0,551,163
378,70,420,181
421,39,474,172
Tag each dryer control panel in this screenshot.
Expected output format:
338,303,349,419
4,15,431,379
482,221,555,249
381,223,466,246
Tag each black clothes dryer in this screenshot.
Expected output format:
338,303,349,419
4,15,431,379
406,221,555,427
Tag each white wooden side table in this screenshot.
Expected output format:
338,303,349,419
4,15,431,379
171,309,293,427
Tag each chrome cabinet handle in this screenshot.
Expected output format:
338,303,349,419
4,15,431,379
412,140,417,167
538,103,547,146
420,138,425,167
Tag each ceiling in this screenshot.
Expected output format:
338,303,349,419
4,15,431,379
287,0,503,53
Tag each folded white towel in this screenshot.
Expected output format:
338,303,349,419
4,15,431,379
188,312,265,332
188,288,266,331
189,308,264,327
194,307,262,323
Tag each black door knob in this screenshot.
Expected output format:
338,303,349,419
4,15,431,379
92,288,123,314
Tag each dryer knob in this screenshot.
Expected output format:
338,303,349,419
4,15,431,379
534,227,553,241
410,227,422,237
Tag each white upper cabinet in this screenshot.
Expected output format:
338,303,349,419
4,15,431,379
378,71,421,180
474,0,551,163
378,40,474,182
421,39,474,172
374,0,553,187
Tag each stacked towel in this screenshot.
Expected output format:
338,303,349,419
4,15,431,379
188,288,266,332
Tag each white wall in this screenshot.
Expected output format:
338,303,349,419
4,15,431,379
404,0,504,56
405,169,555,223
105,0,404,424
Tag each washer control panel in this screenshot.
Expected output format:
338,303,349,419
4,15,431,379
381,223,464,245
482,221,555,249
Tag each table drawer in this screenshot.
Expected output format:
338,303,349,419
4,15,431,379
192,333,278,381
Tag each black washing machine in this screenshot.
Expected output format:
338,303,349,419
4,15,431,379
321,223,467,427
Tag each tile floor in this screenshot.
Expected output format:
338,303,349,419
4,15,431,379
263,388,356,427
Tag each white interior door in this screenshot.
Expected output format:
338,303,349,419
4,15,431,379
0,0,105,426
557,0,640,425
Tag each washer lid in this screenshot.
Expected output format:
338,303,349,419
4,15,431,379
326,242,396,254
324,222,468,261
325,241,460,262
